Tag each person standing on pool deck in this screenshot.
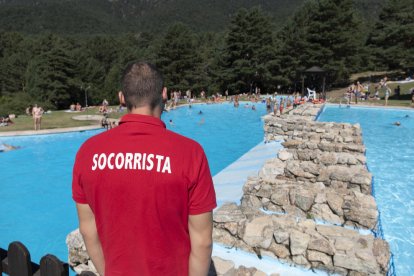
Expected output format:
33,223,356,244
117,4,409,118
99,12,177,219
72,61,217,276
32,104,43,130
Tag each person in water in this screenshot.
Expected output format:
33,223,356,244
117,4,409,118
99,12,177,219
0,143,19,152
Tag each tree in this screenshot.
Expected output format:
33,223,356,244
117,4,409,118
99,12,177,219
276,0,364,86
367,0,414,69
221,8,275,93
156,23,201,91
25,35,76,109
0,32,28,95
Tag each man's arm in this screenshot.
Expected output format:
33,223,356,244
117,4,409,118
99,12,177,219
76,203,105,276
188,212,213,276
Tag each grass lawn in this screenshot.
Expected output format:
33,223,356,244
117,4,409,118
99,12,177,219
337,99,412,107
0,106,125,132
328,96,413,107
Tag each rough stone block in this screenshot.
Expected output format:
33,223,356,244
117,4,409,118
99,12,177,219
289,231,310,255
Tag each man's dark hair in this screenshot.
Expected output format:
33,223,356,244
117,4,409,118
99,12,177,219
121,61,164,110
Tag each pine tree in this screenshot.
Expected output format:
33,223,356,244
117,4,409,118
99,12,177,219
276,0,364,85
221,8,275,93
0,32,28,95
367,0,414,69
156,23,201,91
25,35,75,109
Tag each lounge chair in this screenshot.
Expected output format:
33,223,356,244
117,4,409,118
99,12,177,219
307,88,317,100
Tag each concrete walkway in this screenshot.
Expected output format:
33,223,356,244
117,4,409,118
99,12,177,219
0,125,102,137
213,140,282,206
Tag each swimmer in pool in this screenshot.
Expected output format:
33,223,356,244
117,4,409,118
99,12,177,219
169,119,174,126
198,110,203,115
393,121,401,126
0,143,19,152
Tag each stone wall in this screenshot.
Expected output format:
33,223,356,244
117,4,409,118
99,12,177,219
242,177,378,230
213,104,390,275
214,203,389,276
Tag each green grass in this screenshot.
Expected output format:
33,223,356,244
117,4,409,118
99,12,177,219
329,97,413,107
0,106,125,132
365,99,412,107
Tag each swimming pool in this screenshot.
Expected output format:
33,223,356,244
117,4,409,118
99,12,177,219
318,105,414,276
0,102,267,269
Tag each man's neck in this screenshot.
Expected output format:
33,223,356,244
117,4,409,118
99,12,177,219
129,106,162,119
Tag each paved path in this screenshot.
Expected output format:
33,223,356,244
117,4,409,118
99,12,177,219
213,140,282,206
0,125,102,137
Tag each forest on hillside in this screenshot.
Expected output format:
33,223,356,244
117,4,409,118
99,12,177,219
0,0,413,114
0,0,307,34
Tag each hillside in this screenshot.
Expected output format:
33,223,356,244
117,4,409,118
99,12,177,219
0,0,385,34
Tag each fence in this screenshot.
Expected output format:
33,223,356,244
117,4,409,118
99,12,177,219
0,241,96,276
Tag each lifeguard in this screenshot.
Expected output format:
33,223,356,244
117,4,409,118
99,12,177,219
72,62,216,276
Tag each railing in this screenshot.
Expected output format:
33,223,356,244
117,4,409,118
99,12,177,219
0,241,94,276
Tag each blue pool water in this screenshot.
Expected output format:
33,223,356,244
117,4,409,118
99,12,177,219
318,105,414,276
0,102,267,269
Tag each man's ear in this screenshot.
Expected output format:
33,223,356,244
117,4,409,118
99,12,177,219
162,87,168,103
118,91,126,107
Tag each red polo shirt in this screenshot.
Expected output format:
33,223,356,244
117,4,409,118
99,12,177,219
72,113,217,276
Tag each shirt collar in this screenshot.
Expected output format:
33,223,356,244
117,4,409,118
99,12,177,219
119,113,166,129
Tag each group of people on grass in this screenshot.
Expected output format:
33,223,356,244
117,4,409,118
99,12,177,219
69,102,83,112
344,76,414,106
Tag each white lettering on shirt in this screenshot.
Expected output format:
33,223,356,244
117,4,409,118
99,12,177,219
125,153,133,169
142,153,147,171
98,153,106,170
162,157,171,174
134,153,142,170
155,155,164,172
107,153,115,170
91,152,172,174
92,154,98,171
147,154,154,170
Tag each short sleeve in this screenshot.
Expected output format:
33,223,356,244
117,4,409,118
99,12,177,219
72,153,88,204
188,149,217,215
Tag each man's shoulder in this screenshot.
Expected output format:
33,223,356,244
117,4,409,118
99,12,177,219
164,129,204,151
77,129,114,154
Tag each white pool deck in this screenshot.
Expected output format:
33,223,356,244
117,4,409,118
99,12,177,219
213,140,282,207
211,140,329,276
